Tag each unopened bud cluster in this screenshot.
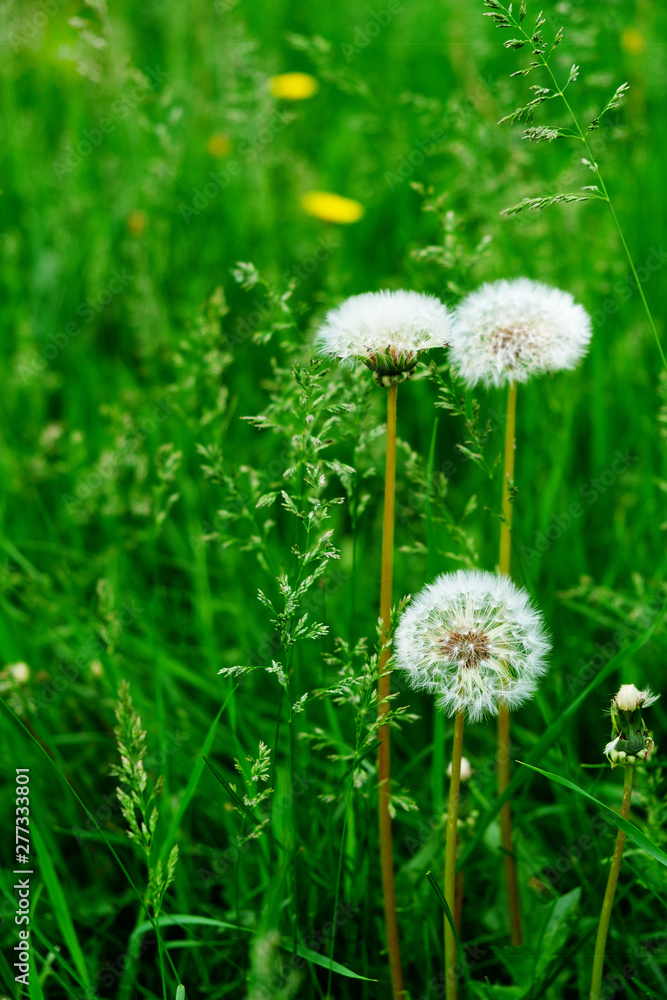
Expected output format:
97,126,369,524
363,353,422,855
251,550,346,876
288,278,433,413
362,348,420,386
603,684,658,769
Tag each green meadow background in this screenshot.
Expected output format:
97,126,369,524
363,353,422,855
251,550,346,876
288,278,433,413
1,0,666,997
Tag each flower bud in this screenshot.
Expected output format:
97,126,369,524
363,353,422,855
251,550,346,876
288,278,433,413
604,683,659,768
615,684,643,711
448,757,473,781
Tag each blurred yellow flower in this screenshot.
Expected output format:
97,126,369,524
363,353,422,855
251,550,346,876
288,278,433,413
208,132,232,157
126,210,147,236
621,27,645,55
269,73,319,100
301,191,364,224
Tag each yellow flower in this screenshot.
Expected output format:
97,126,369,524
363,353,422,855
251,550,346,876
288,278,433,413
301,191,364,224
207,133,232,157
269,73,319,100
126,210,147,236
621,27,645,56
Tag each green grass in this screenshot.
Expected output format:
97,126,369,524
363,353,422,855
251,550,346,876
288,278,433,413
1,0,667,997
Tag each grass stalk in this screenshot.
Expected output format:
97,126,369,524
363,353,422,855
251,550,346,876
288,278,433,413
496,0,667,372
445,710,465,1000
498,379,523,946
589,765,634,1000
327,779,354,998
378,381,404,999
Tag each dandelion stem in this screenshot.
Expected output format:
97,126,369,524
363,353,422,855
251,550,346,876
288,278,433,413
498,379,523,947
590,765,634,1000
445,710,465,1000
499,381,517,578
378,380,404,1000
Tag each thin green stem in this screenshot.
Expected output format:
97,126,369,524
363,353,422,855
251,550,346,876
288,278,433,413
285,674,298,959
327,778,354,997
445,710,465,1000
590,766,634,1000
351,516,358,630
503,2,667,371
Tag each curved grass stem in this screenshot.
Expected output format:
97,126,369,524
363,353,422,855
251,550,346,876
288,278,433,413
327,779,354,998
499,1,667,372
590,766,634,999
498,380,523,947
378,381,404,999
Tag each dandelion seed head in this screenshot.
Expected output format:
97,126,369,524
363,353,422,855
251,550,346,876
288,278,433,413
394,569,550,723
316,290,451,385
449,278,592,388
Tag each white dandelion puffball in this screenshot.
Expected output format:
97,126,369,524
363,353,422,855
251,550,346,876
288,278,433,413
316,289,451,386
394,570,550,723
449,278,592,388
614,684,659,711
